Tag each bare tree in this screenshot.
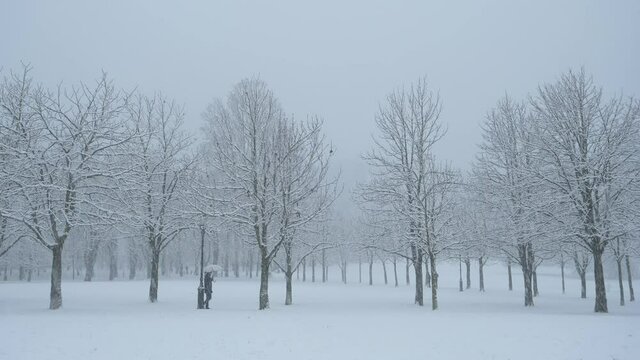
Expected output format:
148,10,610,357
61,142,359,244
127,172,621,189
0,66,129,309
530,69,640,313
203,78,287,310
473,95,541,306
122,92,194,303
359,77,447,307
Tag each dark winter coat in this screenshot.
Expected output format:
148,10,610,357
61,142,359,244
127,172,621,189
204,272,213,294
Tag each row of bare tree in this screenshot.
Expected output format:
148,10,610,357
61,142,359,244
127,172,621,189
0,67,337,310
357,70,640,313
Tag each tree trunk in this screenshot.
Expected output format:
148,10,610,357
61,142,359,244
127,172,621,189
258,248,270,310
358,257,362,283
149,248,160,303
83,243,99,282
108,241,118,281
311,257,316,282
233,247,240,278
507,260,513,291
519,243,534,306
393,257,398,287
160,253,167,276
424,255,431,288
255,257,260,278
412,245,423,306
617,257,625,306
579,269,587,299
381,259,388,285
285,246,293,305
224,252,229,277
532,268,538,297
128,250,137,280
429,252,438,310
302,257,306,282
50,245,63,310
213,238,220,265
405,257,410,285
322,249,326,283
478,256,485,292
368,254,373,286
592,248,608,313
626,255,635,302
341,260,347,284
465,258,471,289
560,258,566,294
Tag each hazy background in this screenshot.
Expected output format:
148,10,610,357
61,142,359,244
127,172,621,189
2,0,639,205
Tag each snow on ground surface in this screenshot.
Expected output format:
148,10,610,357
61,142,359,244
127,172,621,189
1,263,639,360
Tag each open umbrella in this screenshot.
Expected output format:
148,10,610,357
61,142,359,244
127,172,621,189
204,264,223,273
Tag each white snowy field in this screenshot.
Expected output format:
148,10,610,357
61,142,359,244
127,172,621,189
1,263,638,360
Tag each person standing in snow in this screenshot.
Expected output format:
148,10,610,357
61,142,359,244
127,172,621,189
204,267,214,309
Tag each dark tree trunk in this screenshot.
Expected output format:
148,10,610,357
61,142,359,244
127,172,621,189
285,246,293,305
50,245,63,310
358,257,362,283
213,238,220,265
128,249,137,280
341,260,347,284
248,250,253,279
27,268,32,282
311,257,316,282
160,253,167,276
616,257,625,306
532,268,539,297
412,245,424,306
478,256,485,292
233,247,240,278
424,255,431,288
146,256,152,279
592,248,608,313
393,257,398,287
325,261,329,282
255,257,259,278
322,248,327,283
560,258,566,294
574,255,588,299
405,257,410,285
108,241,118,281
429,252,438,310
258,248,270,310
519,243,534,306
84,244,99,282
149,248,160,303
302,258,306,282
381,259,388,285
508,260,513,291
368,254,373,286
19,265,25,281
626,255,635,302
580,270,587,299
224,252,229,277
465,258,471,289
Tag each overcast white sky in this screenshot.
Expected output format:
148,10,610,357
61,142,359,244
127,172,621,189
2,0,639,193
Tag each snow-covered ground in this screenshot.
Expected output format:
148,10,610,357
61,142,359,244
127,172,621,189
1,263,638,360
